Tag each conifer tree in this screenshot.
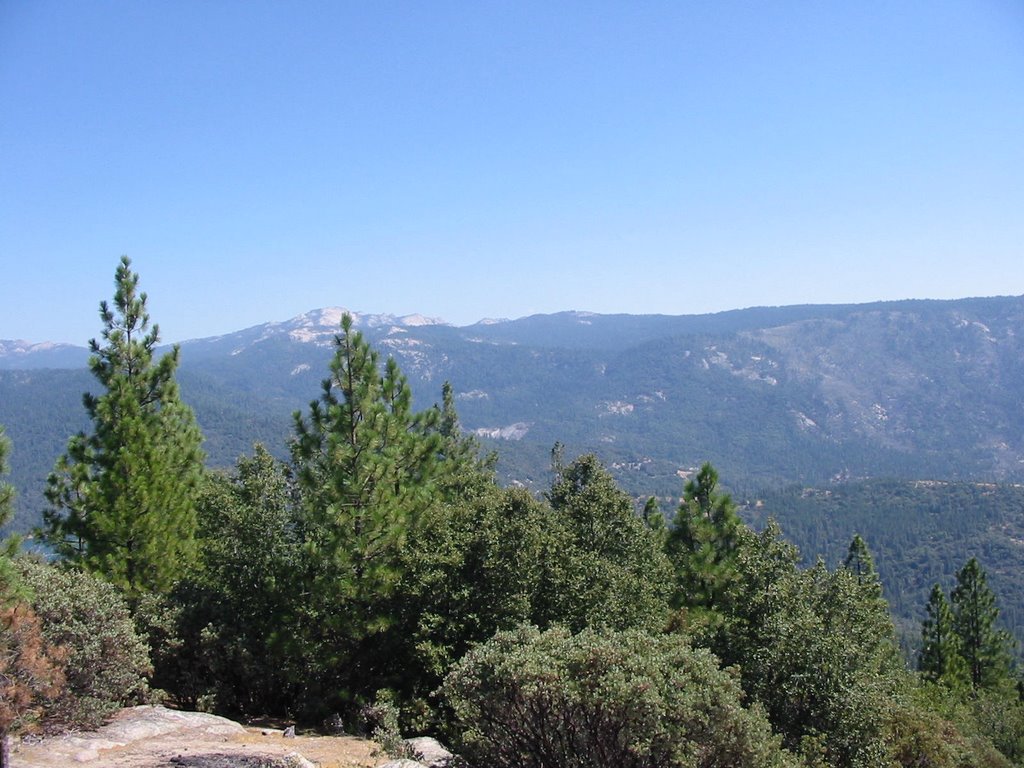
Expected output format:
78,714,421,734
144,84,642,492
0,428,21,601
43,256,205,598
666,462,741,612
643,496,667,542
291,313,442,677
433,380,495,499
919,583,969,690
0,429,11,534
843,534,882,599
950,557,1015,691
547,454,672,631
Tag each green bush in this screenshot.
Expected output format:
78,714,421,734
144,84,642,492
17,559,151,727
438,623,796,768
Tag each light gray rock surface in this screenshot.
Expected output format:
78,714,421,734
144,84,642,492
11,704,379,767
402,736,457,767
19,706,246,763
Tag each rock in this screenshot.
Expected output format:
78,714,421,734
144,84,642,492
283,725,296,738
281,752,317,768
402,736,458,767
377,761,427,768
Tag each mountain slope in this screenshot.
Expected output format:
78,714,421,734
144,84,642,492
2,296,1023,522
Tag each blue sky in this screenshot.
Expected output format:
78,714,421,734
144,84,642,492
1,1,1022,344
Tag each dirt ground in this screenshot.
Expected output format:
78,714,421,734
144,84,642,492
11,706,388,768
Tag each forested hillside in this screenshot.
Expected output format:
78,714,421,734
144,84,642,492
740,480,1024,649
4,295,1024,524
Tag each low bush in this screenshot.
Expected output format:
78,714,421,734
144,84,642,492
438,623,796,768
17,560,151,727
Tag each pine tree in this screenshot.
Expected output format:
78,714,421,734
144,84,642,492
0,428,22,602
918,583,969,690
643,496,667,542
0,429,11,533
842,534,882,599
666,462,742,612
950,557,1015,691
433,380,495,500
43,256,205,598
291,312,442,701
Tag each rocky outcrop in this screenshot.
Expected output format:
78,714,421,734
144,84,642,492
400,736,463,767
24,706,246,763
12,705,379,767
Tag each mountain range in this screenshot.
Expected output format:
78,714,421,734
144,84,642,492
4,295,1024,523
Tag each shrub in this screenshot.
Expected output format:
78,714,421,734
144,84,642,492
17,560,151,727
438,623,796,768
0,602,65,752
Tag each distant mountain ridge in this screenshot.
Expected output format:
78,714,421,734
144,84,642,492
3,295,1024,525
0,339,90,369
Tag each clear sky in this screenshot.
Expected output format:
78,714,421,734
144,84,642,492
2,1,1022,344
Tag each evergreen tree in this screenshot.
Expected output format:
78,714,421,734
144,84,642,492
843,534,882,599
919,583,969,690
666,462,742,612
643,496,667,544
290,312,442,707
950,557,1015,691
547,454,672,631
0,428,22,601
433,380,496,500
0,429,11,533
43,257,205,598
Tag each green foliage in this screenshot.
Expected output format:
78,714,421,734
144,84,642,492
390,452,671,723
289,314,444,710
667,462,742,625
0,428,22,602
141,446,302,715
713,523,905,768
360,689,415,760
42,256,205,597
439,623,797,768
0,429,12,533
547,453,672,631
743,479,1024,653
394,485,559,700
951,558,1016,691
17,559,151,728
292,313,441,618
884,692,1013,768
843,534,882,597
919,584,970,690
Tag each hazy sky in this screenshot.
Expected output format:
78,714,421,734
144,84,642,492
2,1,1022,344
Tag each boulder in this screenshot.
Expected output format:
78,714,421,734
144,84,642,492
402,736,459,767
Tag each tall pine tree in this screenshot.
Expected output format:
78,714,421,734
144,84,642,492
918,583,969,690
43,256,205,598
950,557,1015,691
666,462,741,613
0,427,21,600
843,534,882,599
290,313,442,706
